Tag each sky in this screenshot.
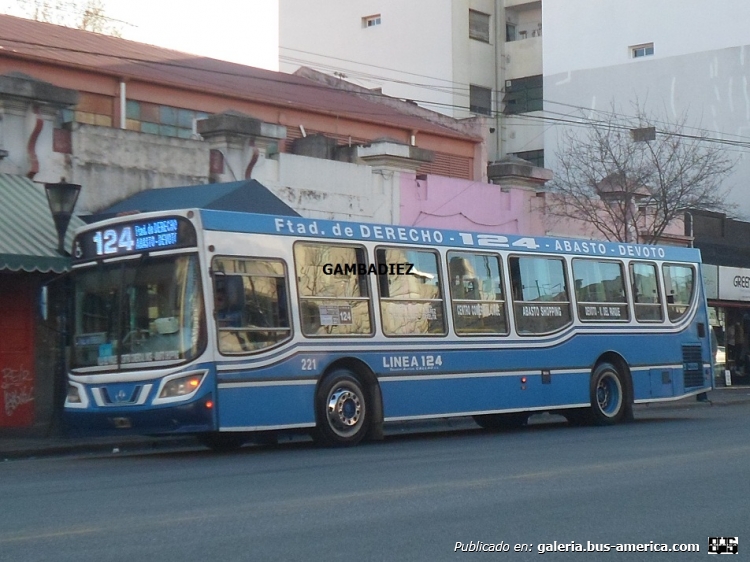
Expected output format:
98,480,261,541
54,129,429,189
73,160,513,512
0,0,280,70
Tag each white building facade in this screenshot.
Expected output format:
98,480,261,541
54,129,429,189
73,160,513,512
542,0,750,217
279,0,545,163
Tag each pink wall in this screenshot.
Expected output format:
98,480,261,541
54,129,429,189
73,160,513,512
399,173,686,244
400,174,546,235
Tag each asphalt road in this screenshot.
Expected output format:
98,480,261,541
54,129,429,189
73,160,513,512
0,403,747,562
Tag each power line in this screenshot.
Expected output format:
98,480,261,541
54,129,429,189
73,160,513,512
279,43,750,147
3,32,750,153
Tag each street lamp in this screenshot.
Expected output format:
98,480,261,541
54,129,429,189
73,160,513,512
44,181,81,255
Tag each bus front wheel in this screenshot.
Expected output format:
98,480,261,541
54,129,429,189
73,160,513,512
589,362,626,425
315,370,369,447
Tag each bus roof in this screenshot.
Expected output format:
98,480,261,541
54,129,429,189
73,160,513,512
197,209,702,263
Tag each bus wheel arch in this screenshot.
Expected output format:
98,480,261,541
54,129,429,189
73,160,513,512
589,353,632,425
313,358,383,447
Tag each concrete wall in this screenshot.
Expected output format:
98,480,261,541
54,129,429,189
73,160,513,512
260,152,399,224
69,126,209,213
503,112,544,154
505,36,542,80
0,100,66,182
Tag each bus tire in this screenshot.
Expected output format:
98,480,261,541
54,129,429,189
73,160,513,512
315,370,369,447
589,362,626,425
473,412,528,430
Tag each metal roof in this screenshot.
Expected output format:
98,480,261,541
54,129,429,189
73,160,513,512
0,173,85,273
0,14,479,142
88,180,300,222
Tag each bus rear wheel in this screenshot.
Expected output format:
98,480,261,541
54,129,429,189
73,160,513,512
315,370,369,447
589,362,626,425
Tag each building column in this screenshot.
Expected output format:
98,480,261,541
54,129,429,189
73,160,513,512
197,111,287,183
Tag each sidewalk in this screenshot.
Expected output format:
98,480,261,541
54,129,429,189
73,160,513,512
1,387,748,460
0,433,201,460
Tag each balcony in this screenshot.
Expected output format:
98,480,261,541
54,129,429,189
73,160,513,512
504,36,542,80
505,0,541,8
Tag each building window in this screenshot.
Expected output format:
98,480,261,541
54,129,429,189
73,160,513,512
631,43,654,58
502,75,543,115
506,22,516,42
469,10,490,43
470,85,492,116
73,92,114,127
125,100,208,139
363,14,381,27
511,149,544,168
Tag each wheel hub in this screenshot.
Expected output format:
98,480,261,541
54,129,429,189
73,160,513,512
327,388,362,430
596,374,622,417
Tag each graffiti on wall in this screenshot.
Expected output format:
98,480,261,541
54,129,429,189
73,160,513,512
2,365,34,417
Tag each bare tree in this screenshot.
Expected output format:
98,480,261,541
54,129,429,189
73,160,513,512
546,103,735,244
16,0,122,36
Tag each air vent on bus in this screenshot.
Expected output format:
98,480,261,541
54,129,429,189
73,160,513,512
682,344,704,388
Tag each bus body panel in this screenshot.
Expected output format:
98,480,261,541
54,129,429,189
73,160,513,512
216,382,316,430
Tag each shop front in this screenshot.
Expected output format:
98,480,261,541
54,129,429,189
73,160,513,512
0,174,84,434
704,264,750,385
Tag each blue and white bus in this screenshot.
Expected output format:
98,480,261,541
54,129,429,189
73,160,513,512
64,209,713,448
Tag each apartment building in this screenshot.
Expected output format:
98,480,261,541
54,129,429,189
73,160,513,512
279,0,544,165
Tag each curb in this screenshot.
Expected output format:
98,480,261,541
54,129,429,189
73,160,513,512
1,435,200,460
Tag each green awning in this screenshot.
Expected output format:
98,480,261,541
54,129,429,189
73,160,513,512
0,173,85,273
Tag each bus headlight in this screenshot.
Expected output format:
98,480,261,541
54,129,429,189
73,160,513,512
65,382,89,409
158,373,205,399
67,384,82,403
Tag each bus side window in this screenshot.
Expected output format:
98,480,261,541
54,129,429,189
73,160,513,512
509,256,572,335
216,276,244,328
377,247,446,336
662,264,694,322
212,258,292,354
447,251,507,335
293,242,373,337
630,262,664,322
572,258,629,322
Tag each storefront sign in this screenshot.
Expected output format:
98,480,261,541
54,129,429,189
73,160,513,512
718,265,750,301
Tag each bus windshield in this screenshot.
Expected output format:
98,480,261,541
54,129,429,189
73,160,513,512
71,254,206,369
